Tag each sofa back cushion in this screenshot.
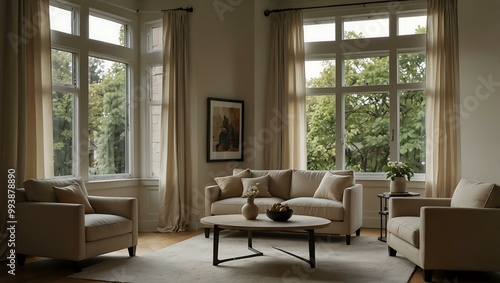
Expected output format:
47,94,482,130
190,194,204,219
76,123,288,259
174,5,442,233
451,178,496,208
234,169,292,200
485,185,500,208
23,177,88,202
290,170,354,198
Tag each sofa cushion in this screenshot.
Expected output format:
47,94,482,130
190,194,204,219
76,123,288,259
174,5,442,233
234,169,292,200
313,172,353,201
53,182,95,214
387,216,420,248
485,185,500,208
211,197,285,215
215,169,251,200
451,179,495,208
290,170,354,199
23,177,88,202
241,175,272,198
282,197,344,221
85,214,132,242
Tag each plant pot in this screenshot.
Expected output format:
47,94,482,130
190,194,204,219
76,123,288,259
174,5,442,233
241,197,259,220
390,176,407,193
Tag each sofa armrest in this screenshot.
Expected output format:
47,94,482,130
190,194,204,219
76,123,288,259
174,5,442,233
88,196,138,245
16,202,86,260
342,184,363,232
420,207,500,270
205,185,221,216
389,197,451,219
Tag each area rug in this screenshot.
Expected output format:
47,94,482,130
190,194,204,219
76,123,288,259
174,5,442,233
69,231,415,283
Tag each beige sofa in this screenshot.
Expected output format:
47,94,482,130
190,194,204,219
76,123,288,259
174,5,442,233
387,179,500,282
205,169,363,244
15,177,138,272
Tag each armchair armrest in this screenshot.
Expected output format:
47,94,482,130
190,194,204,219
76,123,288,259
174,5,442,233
16,202,86,260
420,207,500,271
205,185,221,216
389,197,451,219
342,184,363,232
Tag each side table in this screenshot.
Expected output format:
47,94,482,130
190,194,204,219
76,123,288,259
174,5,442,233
377,191,420,242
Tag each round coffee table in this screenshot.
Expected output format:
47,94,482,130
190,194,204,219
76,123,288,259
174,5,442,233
200,214,331,268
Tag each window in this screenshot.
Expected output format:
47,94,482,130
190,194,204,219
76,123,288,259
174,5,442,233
149,65,162,177
304,4,427,176
50,2,133,179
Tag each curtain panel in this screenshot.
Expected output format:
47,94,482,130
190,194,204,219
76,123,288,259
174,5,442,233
0,0,53,260
425,0,461,197
157,10,191,232
264,11,307,170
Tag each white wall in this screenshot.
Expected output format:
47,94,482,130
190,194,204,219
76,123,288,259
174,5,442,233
458,0,500,184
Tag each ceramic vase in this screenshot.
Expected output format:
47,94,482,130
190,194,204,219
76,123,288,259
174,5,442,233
241,197,259,220
390,176,407,193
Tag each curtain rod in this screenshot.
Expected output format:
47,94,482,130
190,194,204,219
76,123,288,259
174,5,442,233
161,7,194,13
264,0,414,16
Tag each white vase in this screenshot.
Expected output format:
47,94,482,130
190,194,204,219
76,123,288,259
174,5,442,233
390,176,407,193
241,197,259,220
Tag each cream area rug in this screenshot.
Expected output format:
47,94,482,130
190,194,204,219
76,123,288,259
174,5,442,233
70,231,415,283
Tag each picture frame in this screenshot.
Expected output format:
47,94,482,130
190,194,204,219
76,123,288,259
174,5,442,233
207,97,244,162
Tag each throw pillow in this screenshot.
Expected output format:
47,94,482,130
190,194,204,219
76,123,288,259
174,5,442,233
451,178,495,208
313,172,353,201
241,175,272,198
214,169,251,200
53,182,95,214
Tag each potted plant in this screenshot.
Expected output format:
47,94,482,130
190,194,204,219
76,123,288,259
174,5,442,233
383,161,414,193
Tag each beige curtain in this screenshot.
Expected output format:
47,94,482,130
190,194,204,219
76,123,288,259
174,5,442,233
157,11,191,232
264,11,307,170
0,0,53,260
425,0,460,197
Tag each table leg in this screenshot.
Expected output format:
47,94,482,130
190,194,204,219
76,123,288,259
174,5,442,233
212,228,263,266
213,225,220,266
308,229,316,268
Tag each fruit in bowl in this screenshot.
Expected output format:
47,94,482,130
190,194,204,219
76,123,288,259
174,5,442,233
265,203,293,222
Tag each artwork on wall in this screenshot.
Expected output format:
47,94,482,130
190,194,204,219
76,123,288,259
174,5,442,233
207,97,244,162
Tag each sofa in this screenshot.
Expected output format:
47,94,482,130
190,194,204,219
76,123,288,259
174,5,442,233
387,179,500,281
204,169,363,244
15,177,138,272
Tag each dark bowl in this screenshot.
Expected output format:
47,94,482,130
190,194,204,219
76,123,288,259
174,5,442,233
265,209,293,222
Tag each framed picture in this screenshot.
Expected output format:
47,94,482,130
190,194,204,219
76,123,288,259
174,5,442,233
207,97,244,162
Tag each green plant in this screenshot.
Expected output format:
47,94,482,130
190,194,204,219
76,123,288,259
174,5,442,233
383,161,414,181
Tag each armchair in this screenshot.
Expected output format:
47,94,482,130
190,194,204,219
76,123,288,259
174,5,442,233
387,179,500,282
15,177,138,272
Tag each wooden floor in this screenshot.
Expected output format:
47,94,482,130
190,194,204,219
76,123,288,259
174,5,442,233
0,228,497,283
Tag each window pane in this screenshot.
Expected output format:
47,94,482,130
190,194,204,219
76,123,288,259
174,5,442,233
399,52,426,83
306,95,336,170
151,65,163,101
306,60,335,88
51,49,75,86
150,26,163,52
49,6,73,34
345,93,390,172
304,22,335,42
150,105,161,177
344,55,389,86
53,92,73,176
400,90,425,173
88,57,128,175
343,15,389,39
89,15,126,46
398,15,427,35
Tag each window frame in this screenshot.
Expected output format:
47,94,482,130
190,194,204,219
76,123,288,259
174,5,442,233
303,2,427,181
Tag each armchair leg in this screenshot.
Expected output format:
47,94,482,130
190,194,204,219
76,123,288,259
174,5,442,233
128,246,136,257
388,246,397,256
423,270,433,282
204,228,210,238
355,228,361,236
73,261,82,273
16,254,26,265
345,234,351,245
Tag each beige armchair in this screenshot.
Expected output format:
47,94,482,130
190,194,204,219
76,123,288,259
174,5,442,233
15,177,138,272
387,179,500,282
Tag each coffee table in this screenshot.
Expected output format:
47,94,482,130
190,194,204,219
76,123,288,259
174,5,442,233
200,214,331,268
